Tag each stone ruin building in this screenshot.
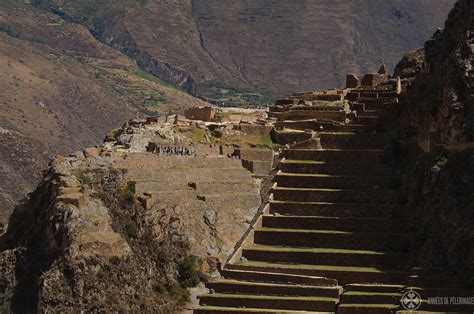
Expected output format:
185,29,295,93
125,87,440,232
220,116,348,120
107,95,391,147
184,106,217,122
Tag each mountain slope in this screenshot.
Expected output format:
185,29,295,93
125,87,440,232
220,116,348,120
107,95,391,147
0,1,208,224
35,0,455,100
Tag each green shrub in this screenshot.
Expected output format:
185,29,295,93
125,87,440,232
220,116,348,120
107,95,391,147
152,282,165,293
177,256,200,288
76,170,92,185
124,221,138,238
177,288,191,306
119,187,135,205
168,282,191,307
142,227,154,241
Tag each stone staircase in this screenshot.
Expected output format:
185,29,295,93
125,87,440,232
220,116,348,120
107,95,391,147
193,89,473,313
338,283,403,313
195,269,340,313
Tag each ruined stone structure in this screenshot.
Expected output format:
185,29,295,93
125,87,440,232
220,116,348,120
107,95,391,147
193,63,474,313
185,106,217,122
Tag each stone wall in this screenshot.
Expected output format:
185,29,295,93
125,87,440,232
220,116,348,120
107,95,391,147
118,153,261,259
235,148,275,176
184,107,216,122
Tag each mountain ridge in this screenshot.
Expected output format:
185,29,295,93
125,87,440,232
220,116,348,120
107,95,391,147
34,0,456,101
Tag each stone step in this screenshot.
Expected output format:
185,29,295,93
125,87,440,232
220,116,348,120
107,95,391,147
270,110,346,122
283,149,387,163
269,201,402,218
242,245,406,269
275,120,370,133
261,216,406,233
227,262,408,285
253,228,408,251
272,187,401,204
276,173,398,189
219,269,337,287
198,293,337,312
319,133,390,150
280,160,393,176
345,283,404,293
338,303,399,314
271,129,313,145
193,306,331,313
206,279,340,298
341,291,400,304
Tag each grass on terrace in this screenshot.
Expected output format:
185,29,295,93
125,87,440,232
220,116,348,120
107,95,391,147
339,304,399,309
246,245,391,255
233,260,393,273
202,293,336,301
209,86,268,106
344,291,400,296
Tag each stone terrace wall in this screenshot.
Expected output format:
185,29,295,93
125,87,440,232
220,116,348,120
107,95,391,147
116,153,262,262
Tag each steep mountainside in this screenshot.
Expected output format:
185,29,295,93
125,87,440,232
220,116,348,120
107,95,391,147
35,0,455,101
0,1,208,224
393,0,474,287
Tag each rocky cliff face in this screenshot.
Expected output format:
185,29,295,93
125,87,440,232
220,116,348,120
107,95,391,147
34,0,455,101
0,120,262,312
394,0,473,287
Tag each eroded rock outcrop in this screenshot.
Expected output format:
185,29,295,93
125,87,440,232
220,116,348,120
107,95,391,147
0,120,262,312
